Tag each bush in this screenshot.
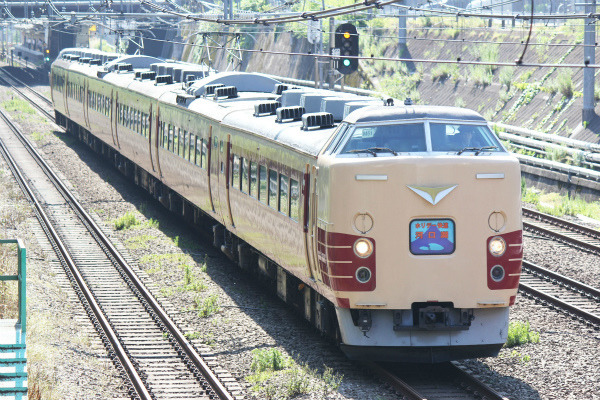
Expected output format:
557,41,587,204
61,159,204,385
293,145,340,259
196,294,220,317
251,348,291,373
505,320,540,348
113,212,139,230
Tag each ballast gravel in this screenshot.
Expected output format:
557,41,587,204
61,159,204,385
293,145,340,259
1,72,599,399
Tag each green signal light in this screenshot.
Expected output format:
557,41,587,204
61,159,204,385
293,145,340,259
343,59,351,67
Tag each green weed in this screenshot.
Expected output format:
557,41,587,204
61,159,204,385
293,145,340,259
2,98,36,114
113,212,139,230
505,320,540,348
251,348,292,373
196,294,220,317
126,234,157,249
182,264,207,292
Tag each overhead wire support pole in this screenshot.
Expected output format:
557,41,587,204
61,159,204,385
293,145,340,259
582,0,597,124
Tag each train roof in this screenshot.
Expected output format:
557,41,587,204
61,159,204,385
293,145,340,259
344,104,487,124
53,49,490,156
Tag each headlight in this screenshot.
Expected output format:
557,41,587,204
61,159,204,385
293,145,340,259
489,236,506,257
490,265,505,282
354,238,374,258
355,267,372,283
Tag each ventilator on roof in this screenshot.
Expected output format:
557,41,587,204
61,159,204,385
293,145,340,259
302,112,335,130
276,106,305,123
155,75,173,85
205,83,225,96
214,86,238,100
254,101,281,117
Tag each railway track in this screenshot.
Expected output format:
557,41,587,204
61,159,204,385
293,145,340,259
0,99,241,398
0,67,55,121
522,207,600,256
369,361,509,400
519,261,600,329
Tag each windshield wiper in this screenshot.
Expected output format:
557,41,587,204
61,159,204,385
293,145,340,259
457,146,498,156
348,149,378,156
368,147,398,156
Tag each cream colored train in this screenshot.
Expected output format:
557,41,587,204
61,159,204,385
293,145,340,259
51,48,523,363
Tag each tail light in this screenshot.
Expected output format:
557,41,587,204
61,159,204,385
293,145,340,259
486,230,522,290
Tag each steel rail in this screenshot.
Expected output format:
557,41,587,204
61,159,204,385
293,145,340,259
520,261,600,328
367,361,508,400
0,68,53,106
0,73,55,121
523,207,600,242
2,77,235,400
0,109,153,400
365,362,425,400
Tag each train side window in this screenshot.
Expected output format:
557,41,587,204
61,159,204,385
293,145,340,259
259,165,267,204
241,158,249,194
268,169,278,209
188,133,195,162
201,139,208,169
136,110,141,134
174,127,181,155
161,123,167,148
250,162,258,198
290,178,300,221
180,128,186,157
168,124,174,152
196,137,202,166
279,175,289,215
232,155,240,189
183,131,189,160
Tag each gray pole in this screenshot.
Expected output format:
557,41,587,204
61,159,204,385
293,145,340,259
582,0,596,123
398,1,406,48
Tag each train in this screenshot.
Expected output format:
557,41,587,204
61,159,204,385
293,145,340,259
50,48,523,363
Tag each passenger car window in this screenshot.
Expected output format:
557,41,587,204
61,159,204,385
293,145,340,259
241,158,249,193
430,123,503,152
290,179,300,221
232,155,240,189
259,165,267,204
201,139,208,169
250,162,258,198
340,123,427,154
268,170,278,209
279,175,289,215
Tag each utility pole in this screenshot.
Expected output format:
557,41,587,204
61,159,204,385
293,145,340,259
398,1,406,52
328,18,335,89
582,0,596,124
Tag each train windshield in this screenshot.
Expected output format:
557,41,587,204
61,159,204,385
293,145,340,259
337,122,504,156
430,123,503,153
340,123,427,155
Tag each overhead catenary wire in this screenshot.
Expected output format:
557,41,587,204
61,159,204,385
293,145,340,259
139,0,600,26
141,34,600,69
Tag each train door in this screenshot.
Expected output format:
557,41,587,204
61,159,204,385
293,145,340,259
208,127,222,221
83,80,90,129
217,134,234,228
305,165,322,282
63,73,69,118
148,104,156,174
110,90,120,149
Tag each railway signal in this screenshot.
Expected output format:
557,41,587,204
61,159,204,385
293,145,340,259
334,23,359,75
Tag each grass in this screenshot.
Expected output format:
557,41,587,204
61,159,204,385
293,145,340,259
247,349,344,400
251,348,292,373
125,234,157,249
182,263,207,292
505,320,540,348
522,184,600,220
1,98,36,115
113,211,139,230
196,294,220,317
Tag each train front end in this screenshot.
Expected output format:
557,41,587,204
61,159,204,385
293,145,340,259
317,106,522,363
